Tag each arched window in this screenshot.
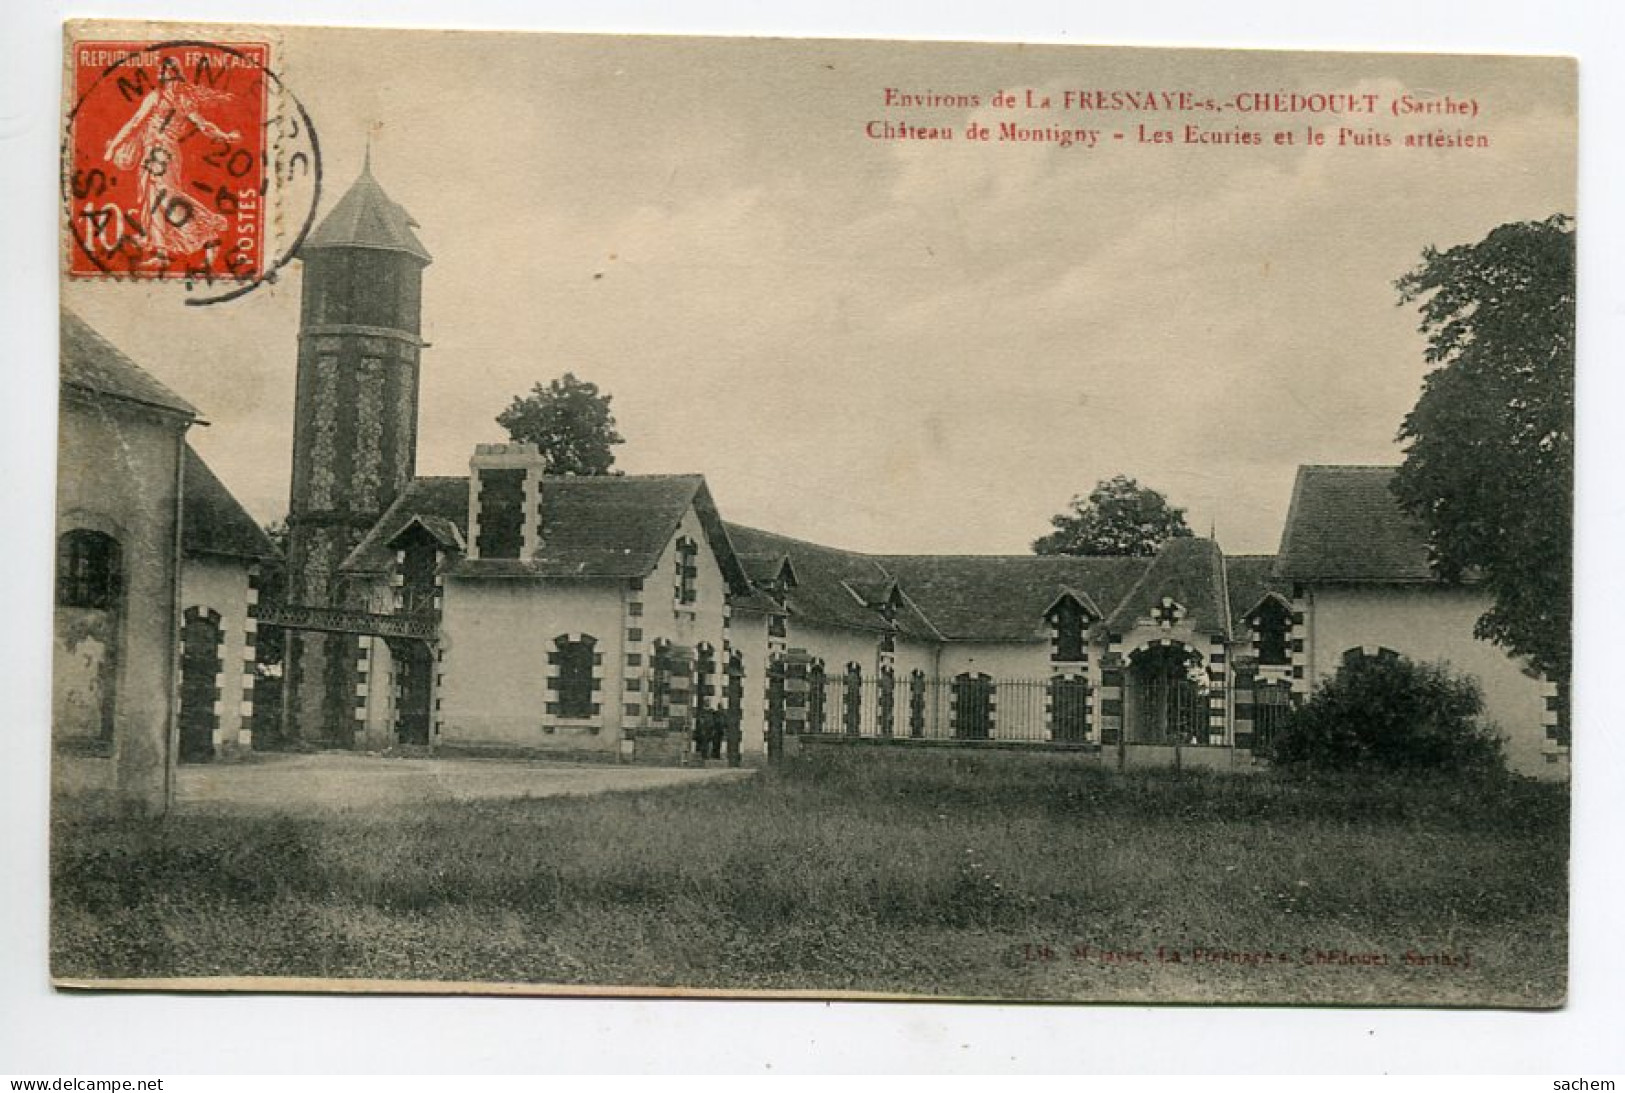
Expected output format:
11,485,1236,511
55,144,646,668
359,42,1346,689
57,529,122,609
553,634,598,719
953,672,995,740
1341,646,1401,667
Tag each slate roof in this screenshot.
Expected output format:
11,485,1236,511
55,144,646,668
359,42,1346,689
342,474,747,588
725,525,937,637
1101,537,1231,637
60,310,198,419
878,554,1149,642
1274,465,1436,584
182,446,279,560
738,552,796,587
1223,554,1288,625
303,159,432,264
726,524,1161,643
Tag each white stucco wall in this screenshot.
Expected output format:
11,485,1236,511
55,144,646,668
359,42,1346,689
1303,584,1559,778
55,393,187,814
936,641,1053,681
437,577,626,751
729,610,772,754
643,504,730,652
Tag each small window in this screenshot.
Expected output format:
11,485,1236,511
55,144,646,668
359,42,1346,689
674,537,698,605
57,529,121,609
555,635,597,718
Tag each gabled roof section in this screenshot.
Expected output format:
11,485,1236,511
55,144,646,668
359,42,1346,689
739,552,798,589
302,158,432,264
61,310,198,419
386,514,465,553
1101,537,1230,637
341,473,748,589
1043,585,1105,621
1275,466,1436,584
725,523,1152,642
182,446,278,561
843,578,902,610
879,556,1150,641
1224,554,1289,626
726,525,933,637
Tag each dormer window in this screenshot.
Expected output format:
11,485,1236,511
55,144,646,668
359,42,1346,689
1053,600,1087,662
1248,596,1292,666
674,536,698,606
398,535,438,615
1044,589,1097,664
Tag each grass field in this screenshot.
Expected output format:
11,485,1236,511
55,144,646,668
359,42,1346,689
50,748,1569,1005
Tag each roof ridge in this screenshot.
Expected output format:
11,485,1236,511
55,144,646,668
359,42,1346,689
1299,464,1401,472
724,523,877,558
541,472,706,482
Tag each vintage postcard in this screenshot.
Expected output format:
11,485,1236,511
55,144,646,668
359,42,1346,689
52,21,1575,1007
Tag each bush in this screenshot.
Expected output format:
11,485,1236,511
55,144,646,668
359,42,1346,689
1270,654,1504,773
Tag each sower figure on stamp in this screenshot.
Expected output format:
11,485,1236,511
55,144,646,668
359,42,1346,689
104,80,239,267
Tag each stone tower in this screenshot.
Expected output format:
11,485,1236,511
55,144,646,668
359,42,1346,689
282,153,432,745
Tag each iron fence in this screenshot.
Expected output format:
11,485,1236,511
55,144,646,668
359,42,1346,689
785,675,1095,745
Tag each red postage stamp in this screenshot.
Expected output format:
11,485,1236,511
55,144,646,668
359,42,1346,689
66,40,271,283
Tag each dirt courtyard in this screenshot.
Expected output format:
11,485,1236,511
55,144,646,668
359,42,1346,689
53,751,756,813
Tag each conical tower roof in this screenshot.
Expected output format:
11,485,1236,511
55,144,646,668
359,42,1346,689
302,150,432,264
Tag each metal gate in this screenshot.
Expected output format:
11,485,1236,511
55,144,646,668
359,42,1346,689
1128,645,1203,745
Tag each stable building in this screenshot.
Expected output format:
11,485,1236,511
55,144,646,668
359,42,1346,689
266,163,1569,779
55,311,277,815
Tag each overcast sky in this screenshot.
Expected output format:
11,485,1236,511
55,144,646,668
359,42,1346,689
64,29,1575,555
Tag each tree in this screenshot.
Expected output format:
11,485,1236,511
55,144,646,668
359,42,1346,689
1391,215,1574,686
1031,475,1193,556
496,373,625,475
1270,654,1503,774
